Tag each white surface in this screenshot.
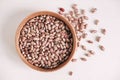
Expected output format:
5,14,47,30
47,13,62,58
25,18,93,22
0,0,120,80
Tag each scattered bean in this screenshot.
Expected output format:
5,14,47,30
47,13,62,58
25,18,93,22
94,19,99,25
87,40,93,44
81,45,86,50
71,59,77,62
68,71,73,76
101,28,106,35
96,36,101,42
90,8,97,13
80,57,87,61
99,45,105,51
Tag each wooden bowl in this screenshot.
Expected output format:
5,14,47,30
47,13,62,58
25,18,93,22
15,11,77,72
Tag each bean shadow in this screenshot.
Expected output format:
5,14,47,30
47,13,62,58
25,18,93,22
1,9,34,68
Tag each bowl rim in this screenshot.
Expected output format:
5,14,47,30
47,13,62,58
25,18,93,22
15,11,77,72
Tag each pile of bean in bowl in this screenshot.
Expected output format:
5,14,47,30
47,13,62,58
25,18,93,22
19,15,73,69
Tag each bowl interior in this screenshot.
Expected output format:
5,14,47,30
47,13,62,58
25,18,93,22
15,11,77,72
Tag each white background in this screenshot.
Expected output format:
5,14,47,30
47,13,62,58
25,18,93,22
0,0,120,80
